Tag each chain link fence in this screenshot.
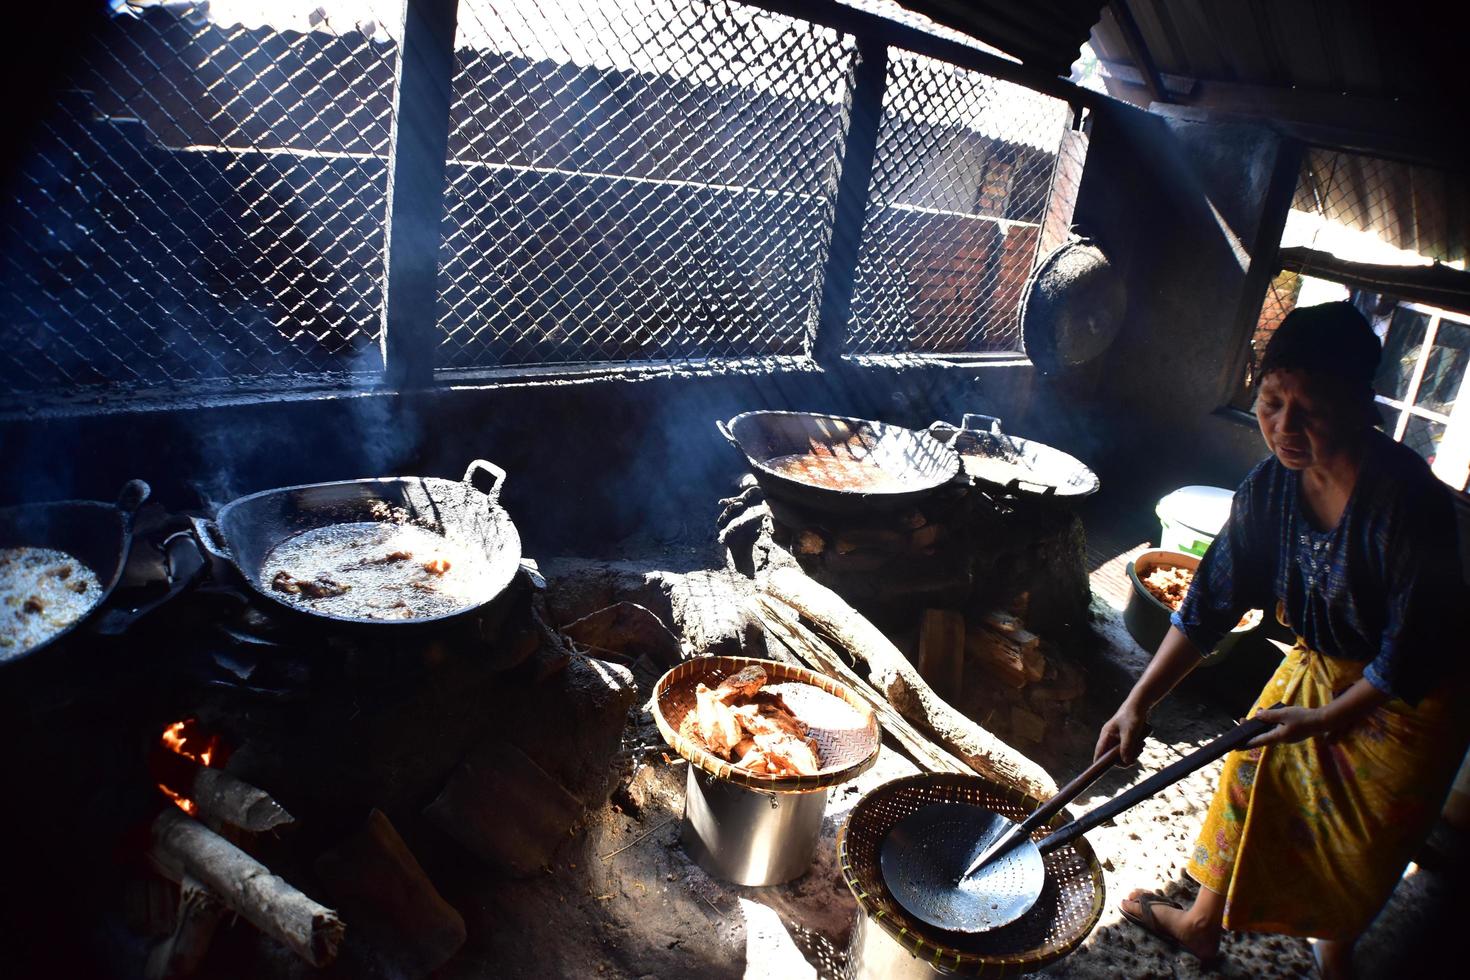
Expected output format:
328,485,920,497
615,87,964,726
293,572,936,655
434,0,854,369
1,0,1079,397
845,48,1070,356
0,1,397,394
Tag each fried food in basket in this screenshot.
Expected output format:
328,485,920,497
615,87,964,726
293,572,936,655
692,665,822,777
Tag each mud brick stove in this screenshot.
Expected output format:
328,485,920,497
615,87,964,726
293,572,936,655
0,500,638,979
718,413,1096,752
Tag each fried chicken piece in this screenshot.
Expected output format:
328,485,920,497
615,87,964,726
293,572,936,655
714,665,768,704
730,701,809,741
694,682,743,756
751,731,821,777
271,570,350,598
21,596,44,615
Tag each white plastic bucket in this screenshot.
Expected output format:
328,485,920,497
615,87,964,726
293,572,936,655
1156,485,1234,557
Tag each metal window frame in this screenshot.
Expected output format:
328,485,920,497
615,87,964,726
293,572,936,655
4,0,1094,415
378,0,1090,382
1373,302,1470,439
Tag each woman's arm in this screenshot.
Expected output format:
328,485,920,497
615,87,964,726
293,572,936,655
1094,626,1206,763
1247,677,1391,747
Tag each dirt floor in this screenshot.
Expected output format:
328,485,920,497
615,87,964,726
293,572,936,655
157,556,1466,979
425,633,1466,980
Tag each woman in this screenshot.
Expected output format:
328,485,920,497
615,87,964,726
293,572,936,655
1097,302,1470,978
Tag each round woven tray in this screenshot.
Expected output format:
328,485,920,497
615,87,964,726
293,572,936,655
653,656,881,792
839,773,1104,975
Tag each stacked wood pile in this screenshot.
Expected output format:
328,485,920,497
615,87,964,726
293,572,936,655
961,603,1088,747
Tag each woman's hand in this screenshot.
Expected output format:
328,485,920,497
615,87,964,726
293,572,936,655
1095,700,1149,765
1245,705,1330,747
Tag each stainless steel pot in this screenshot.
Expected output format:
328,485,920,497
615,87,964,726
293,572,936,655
845,908,952,980
680,766,829,886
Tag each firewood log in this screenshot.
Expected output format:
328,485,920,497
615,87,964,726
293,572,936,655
916,609,964,702
150,809,344,967
145,876,226,980
315,810,466,976
750,596,969,776
758,568,1056,798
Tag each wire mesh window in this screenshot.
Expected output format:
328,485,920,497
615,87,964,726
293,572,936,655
845,48,1071,356
434,0,854,369
1233,148,1468,409
1231,148,1470,488
0,2,397,395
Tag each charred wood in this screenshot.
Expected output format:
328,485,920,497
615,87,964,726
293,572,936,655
751,595,969,776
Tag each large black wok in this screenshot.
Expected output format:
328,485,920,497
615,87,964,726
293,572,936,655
0,479,151,666
929,414,1099,499
192,460,521,630
718,411,962,514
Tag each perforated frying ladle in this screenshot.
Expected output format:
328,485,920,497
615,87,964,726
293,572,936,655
880,711,1278,934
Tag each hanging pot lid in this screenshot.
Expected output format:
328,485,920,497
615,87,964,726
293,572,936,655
1021,236,1126,375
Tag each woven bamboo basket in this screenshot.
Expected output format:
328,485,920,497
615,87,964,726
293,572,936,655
652,655,881,792
839,773,1105,976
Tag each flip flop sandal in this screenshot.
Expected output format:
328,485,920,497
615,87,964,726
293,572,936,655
1120,891,1222,969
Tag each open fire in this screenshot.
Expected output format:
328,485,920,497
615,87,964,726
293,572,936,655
155,718,227,816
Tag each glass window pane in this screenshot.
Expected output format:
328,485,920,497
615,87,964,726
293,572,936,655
1374,399,1400,431
1374,308,1431,402
1414,317,1470,416
1402,415,1446,466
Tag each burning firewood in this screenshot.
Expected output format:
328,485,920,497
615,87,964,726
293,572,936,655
150,808,344,968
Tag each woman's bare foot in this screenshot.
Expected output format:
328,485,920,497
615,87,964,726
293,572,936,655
1310,938,1355,980
1119,887,1223,962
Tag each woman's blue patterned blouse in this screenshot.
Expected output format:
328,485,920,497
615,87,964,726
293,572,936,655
1172,431,1466,704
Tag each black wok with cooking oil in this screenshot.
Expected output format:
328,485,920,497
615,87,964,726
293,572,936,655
191,460,521,630
880,713,1275,934
717,411,962,514
0,479,151,666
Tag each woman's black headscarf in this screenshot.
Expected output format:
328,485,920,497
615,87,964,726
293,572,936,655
1257,302,1381,413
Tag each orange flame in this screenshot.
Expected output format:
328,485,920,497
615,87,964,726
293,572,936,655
156,718,224,815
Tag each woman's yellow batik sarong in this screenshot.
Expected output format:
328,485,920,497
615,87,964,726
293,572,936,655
1185,638,1468,940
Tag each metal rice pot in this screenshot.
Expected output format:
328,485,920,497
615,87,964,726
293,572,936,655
845,907,954,980
651,656,882,887
680,766,829,886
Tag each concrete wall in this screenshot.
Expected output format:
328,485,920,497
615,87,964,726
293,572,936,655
1058,101,1288,507
0,360,1043,558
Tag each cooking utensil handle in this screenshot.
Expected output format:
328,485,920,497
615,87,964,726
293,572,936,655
962,413,1003,435
117,479,151,516
463,459,507,502
1037,710,1280,854
189,516,233,563
93,530,204,636
960,725,1149,879
715,418,739,448
1006,477,1056,497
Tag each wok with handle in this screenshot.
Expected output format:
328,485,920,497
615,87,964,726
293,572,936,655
0,479,151,666
717,411,962,514
190,459,521,630
880,709,1279,935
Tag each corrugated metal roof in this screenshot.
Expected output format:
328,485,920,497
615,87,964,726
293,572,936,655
893,0,1107,76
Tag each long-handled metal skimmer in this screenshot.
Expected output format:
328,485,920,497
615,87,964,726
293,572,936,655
880,711,1278,934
